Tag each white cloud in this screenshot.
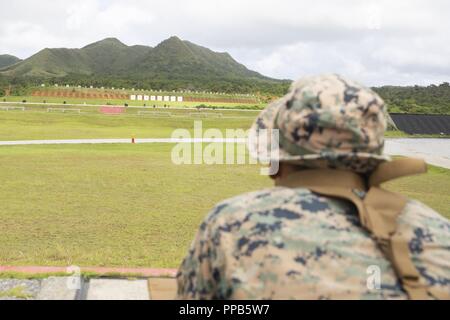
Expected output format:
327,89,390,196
0,0,449,86
66,2,97,31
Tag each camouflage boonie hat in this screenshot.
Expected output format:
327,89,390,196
249,74,390,173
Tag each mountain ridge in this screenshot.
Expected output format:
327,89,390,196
0,37,290,94
0,54,22,69
0,37,274,81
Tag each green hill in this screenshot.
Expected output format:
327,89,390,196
1,36,266,80
132,36,267,80
0,38,151,77
374,83,450,114
0,54,21,69
4,48,93,77
0,37,289,95
81,38,152,74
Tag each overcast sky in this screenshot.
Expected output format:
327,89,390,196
1,0,449,86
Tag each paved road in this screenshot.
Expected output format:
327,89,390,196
384,138,450,169
0,138,449,169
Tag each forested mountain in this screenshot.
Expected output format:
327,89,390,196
0,38,151,77
2,37,450,107
374,83,450,114
0,54,21,69
0,37,289,95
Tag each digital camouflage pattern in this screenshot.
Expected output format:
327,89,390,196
176,187,450,299
177,74,450,299
248,74,389,173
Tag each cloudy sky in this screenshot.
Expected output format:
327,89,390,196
1,0,449,86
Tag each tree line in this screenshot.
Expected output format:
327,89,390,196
0,74,290,96
1,75,450,114
373,83,450,114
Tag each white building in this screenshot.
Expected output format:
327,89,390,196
150,96,156,101
137,95,143,101
177,96,183,102
130,95,136,101
144,95,149,101
157,96,163,101
163,96,170,102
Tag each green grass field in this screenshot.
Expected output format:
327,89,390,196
0,106,444,140
0,144,268,267
0,107,257,140
0,144,448,268
0,105,449,269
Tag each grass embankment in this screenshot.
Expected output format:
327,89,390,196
384,130,450,138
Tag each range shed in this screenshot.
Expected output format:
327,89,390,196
389,113,450,134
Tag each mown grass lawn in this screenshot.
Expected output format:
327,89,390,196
0,109,448,268
1,108,446,141
0,109,256,140
0,144,448,268
0,144,269,268
384,164,450,217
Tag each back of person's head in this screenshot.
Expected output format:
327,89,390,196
249,74,389,173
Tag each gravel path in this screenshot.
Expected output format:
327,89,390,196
0,279,41,300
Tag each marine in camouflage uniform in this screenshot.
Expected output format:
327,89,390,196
176,74,450,299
